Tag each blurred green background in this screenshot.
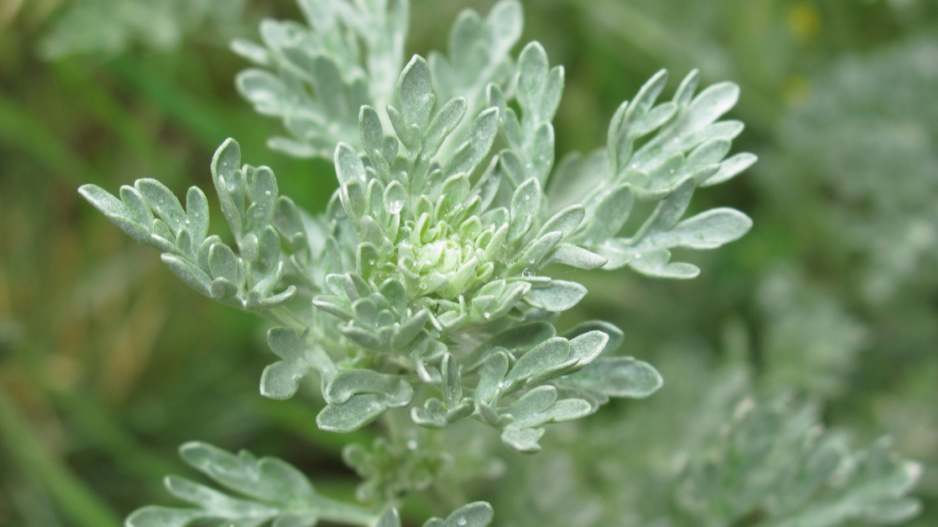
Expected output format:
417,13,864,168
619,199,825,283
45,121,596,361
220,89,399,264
1,0,936,525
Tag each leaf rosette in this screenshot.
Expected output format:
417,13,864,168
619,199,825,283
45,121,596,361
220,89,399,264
80,0,754,454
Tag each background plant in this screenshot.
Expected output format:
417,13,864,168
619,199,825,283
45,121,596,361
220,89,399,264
0,0,935,526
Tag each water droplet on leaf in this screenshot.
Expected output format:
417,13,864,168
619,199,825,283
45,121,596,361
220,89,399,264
387,198,405,214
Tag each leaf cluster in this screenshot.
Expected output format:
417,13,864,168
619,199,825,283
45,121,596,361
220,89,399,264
127,442,494,527
232,0,408,158
678,395,923,527
486,357,924,527
82,1,754,456
76,0,767,524
79,140,298,315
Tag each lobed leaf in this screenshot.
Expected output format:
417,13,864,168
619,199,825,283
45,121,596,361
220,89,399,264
523,280,587,311
559,357,663,399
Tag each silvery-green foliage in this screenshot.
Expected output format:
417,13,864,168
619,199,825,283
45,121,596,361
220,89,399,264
342,428,504,505
232,0,410,158
870,362,938,510
757,268,867,398
773,36,938,304
40,0,247,58
485,350,751,527
294,6,749,450
233,0,523,160
126,442,493,527
430,1,523,161
126,442,366,527
429,1,522,121
372,501,493,527
343,436,448,503
78,139,299,317
80,0,752,455
417,502,494,527
677,395,923,527
487,351,924,527
550,68,755,279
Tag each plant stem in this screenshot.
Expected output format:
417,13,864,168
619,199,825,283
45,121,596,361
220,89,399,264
311,494,383,526
267,305,309,331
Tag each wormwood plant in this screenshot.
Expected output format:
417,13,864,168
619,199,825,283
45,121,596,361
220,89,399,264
73,1,921,525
